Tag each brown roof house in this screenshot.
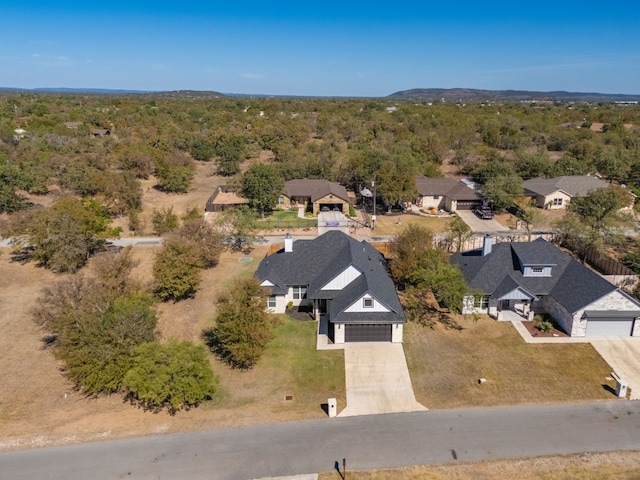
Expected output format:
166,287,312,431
280,179,351,214
205,185,249,212
523,175,608,209
415,176,483,212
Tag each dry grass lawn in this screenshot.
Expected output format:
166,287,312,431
0,245,344,452
319,451,640,480
371,213,452,236
404,316,615,409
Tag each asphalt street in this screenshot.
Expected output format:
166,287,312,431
1,401,639,480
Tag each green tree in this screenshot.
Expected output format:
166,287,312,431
33,271,158,395
153,238,205,301
514,197,542,241
123,340,218,414
390,224,467,313
10,197,120,273
482,173,524,211
204,278,276,369
0,160,31,213
154,150,195,193
445,215,473,253
152,207,179,235
242,164,284,217
569,186,632,231
214,205,259,252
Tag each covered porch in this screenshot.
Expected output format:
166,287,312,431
489,282,537,321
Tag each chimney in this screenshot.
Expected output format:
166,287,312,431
482,234,492,256
284,233,293,253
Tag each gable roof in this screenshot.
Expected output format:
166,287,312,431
284,179,350,203
451,238,621,314
523,175,608,197
255,230,405,324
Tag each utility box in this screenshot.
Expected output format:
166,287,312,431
327,398,337,417
612,372,628,398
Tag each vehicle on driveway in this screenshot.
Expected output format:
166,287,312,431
474,205,493,219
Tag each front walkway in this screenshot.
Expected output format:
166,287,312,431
338,343,427,417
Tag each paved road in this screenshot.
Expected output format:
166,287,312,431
1,401,639,480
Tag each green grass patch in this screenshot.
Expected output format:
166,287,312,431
258,211,317,229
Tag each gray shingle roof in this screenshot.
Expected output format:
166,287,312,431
255,231,405,324
523,175,608,197
284,179,350,203
415,176,482,201
451,238,619,314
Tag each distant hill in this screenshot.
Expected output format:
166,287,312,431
387,88,640,103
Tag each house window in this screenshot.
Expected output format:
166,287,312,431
532,267,543,273
474,295,489,309
292,285,307,300
553,198,563,206
267,296,277,308
433,195,440,200
363,298,374,308
278,196,284,205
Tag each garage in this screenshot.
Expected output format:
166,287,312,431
585,311,637,337
456,200,482,210
345,323,392,342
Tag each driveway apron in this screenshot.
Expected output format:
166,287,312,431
591,338,640,399
338,343,427,417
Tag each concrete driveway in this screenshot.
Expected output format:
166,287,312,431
590,338,640,399
455,210,509,233
338,343,427,417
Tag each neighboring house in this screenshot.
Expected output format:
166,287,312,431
415,176,483,212
523,175,608,209
255,230,406,343
280,179,351,214
451,236,640,337
205,185,249,212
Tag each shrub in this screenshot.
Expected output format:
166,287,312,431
123,340,218,414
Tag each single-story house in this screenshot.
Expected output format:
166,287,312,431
255,230,406,343
451,236,640,337
205,185,249,212
523,175,608,209
416,176,483,212
280,179,351,214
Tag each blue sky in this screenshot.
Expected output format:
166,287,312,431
2,1,639,96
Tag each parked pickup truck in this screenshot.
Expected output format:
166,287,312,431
474,206,493,220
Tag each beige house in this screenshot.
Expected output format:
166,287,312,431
280,179,351,214
415,176,483,212
523,175,608,209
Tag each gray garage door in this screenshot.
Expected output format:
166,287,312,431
345,324,392,342
586,318,634,337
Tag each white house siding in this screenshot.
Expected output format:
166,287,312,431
571,290,640,337
392,323,403,343
541,191,571,210
344,294,391,313
321,265,362,290
420,195,445,210
334,323,346,343
285,286,310,308
267,295,288,314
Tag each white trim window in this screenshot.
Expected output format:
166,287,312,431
474,295,489,309
292,285,307,300
267,296,277,308
553,198,563,206
363,297,374,308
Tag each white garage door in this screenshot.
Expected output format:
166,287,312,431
586,318,634,337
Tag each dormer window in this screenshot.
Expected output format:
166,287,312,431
524,265,551,277
532,267,543,273
363,298,374,308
